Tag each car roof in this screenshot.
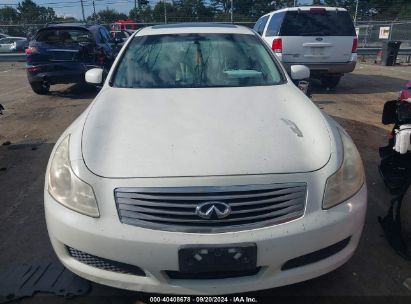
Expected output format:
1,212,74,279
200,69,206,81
45,23,103,30
270,6,347,14
137,23,254,36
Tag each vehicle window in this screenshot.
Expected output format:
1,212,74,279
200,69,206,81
254,15,269,36
99,29,110,43
253,17,262,31
112,34,284,88
280,11,355,36
113,31,127,40
265,12,285,37
35,29,93,44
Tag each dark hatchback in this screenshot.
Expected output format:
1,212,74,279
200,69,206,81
26,23,119,94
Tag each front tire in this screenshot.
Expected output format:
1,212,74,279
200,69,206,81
321,75,341,89
30,81,50,95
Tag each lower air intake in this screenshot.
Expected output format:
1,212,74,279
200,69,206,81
67,246,145,276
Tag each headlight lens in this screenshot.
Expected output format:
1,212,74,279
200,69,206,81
48,135,99,217
323,128,364,209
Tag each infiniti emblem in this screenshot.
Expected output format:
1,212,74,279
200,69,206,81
195,201,231,220
316,37,323,41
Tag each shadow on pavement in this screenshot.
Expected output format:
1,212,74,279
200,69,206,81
50,83,99,100
309,72,408,95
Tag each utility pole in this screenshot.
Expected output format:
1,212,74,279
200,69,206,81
354,0,359,25
294,0,297,7
80,0,86,22
230,0,233,23
163,0,167,23
93,0,96,18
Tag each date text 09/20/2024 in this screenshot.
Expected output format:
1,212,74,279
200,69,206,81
149,296,258,303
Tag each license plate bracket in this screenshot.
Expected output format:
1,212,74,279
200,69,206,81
178,243,257,273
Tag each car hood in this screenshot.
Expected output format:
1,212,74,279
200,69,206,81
82,85,331,178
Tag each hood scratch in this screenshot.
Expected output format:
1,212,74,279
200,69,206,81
281,118,303,138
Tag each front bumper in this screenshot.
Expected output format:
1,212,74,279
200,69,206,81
45,182,367,295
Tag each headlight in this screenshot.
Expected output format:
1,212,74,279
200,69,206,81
48,135,99,217
322,128,364,209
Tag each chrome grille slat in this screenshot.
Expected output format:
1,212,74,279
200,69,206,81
119,204,303,224
119,197,303,216
120,210,304,232
115,186,306,200
117,191,305,208
115,183,307,233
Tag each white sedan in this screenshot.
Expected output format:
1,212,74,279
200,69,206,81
0,37,27,52
44,24,367,295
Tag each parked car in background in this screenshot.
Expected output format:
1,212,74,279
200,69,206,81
110,29,134,42
44,24,367,295
0,37,27,52
10,37,29,52
26,23,118,94
254,6,358,88
110,29,135,53
110,20,138,32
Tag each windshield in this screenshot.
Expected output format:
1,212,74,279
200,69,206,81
280,11,356,36
111,33,284,88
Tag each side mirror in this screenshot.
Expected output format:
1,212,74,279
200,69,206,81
85,68,103,85
290,65,310,80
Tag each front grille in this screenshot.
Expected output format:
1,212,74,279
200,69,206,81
115,183,307,233
67,247,146,276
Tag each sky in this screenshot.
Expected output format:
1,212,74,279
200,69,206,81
0,0,312,20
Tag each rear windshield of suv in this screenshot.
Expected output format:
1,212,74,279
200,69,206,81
35,28,93,44
280,11,356,36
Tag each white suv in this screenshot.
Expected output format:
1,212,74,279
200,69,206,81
254,6,358,88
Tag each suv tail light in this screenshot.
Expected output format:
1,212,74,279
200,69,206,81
272,38,282,53
25,46,39,55
352,37,358,53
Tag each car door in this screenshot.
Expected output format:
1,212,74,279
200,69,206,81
99,27,115,59
279,9,356,64
0,38,11,52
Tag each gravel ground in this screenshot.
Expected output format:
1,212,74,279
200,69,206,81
0,62,411,303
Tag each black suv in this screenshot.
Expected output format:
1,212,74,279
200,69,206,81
26,23,119,94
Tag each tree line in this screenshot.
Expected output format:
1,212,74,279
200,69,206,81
0,0,410,36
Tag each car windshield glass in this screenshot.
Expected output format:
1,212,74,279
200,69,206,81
112,33,284,88
35,29,93,44
280,11,356,36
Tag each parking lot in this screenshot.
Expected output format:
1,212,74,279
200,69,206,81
0,61,411,303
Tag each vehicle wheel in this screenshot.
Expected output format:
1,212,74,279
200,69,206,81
400,186,411,252
30,81,50,95
321,76,341,89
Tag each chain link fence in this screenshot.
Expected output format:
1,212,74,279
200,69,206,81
0,22,257,39
1,20,410,50
356,21,411,48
